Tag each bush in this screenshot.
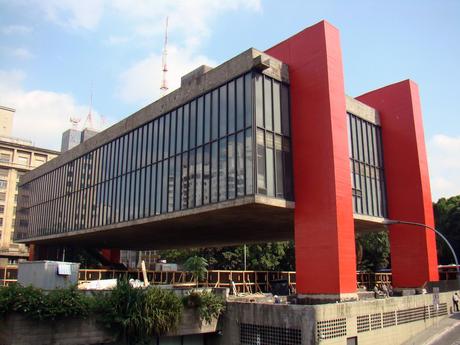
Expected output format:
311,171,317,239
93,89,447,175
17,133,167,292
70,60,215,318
94,280,183,343
183,290,225,324
0,284,91,320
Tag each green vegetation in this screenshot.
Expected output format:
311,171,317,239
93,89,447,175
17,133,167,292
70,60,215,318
183,256,208,287
183,290,226,324
434,195,460,265
0,284,91,320
0,281,225,344
160,241,295,271
94,280,183,343
356,232,390,272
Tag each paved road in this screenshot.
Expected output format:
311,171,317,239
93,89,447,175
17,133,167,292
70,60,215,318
429,321,460,345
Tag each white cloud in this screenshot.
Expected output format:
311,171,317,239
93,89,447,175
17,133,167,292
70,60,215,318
118,45,215,104
9,47,35,59
35,0,105,30
0,25,33,35
0,69,106,151
428,134,460,201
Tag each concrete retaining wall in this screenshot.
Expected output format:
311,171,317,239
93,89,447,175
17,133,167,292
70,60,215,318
216,291,455,345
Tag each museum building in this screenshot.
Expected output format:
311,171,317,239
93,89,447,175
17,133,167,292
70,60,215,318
14,21,438,301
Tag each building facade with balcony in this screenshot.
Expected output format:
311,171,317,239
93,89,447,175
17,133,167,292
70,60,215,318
15,21,438,301
0,106,59,263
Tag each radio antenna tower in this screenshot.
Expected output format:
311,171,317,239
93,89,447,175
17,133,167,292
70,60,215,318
84,82,94,129
160,16,169,96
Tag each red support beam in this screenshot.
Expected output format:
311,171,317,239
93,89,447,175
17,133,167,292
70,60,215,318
358,80,439,287
266,21,357,300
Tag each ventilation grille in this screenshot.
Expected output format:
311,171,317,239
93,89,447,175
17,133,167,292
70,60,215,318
357,303,448,333
240,323,301,345
317,318,347,340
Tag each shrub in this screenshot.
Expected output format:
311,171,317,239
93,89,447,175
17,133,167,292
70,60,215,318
183,290,225,324
0,284,91,321
94,280,183,343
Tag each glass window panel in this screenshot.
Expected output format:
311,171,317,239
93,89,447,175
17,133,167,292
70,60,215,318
219,85,227,137
127,132,133,173
176,107,183,154
146,122,152,166
158,117,164,162
130,171,136,220
266,132,275,197
161,159,169,213
190,100,196,149
219,138,227,201
152,120,158,163
164,113,170,159
204,93,211,144
203,144,210,205
188,149,195,209
197,96,203,147
228,80,235,134
144,166,150,218
141,126,147,167
264,76,273,131
181,152,188,209
255,74,264,128
174,155,181,211
227,134,236,199
170,110,176,157
133,130,138,170
183,105,190,151
156,161,162,215
195,147,202,207
280,84,290,136
139,168,145,218
150,164,157,216
245,129,253,195
256,129,266,194
273,81,281,134
236,131,245,197
211,90,219,141
211,142,218,203
168,158,175,212
275,135,284,198
236,76,245,131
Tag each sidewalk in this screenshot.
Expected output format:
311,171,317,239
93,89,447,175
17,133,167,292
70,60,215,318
402,312,460,345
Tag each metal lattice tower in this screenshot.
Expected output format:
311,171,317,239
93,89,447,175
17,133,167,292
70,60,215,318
160,16,169,96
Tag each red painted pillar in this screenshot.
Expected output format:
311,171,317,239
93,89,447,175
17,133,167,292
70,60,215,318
101,249,120,264
358,80,439,287
266,21,357,300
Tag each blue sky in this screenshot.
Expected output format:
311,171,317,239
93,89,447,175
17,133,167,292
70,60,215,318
0,0,459,200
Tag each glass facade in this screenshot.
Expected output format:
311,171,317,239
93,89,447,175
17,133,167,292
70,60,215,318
16,71,293,240
347,112,387,218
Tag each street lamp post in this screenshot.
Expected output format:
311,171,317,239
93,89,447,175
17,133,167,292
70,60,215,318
384,219,460,281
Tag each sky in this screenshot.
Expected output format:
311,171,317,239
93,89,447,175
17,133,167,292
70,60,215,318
0,0,459,201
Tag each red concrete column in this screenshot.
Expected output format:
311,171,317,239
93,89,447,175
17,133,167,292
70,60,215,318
357,80,439,287
28,244,36,261
101,249,120,264
266,21,357,299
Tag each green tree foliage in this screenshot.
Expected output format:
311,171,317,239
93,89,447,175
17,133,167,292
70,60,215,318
355,232,390,272
159,241,295,271
434,195,460,265
183,256,208,287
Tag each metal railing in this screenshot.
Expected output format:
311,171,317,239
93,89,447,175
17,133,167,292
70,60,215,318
0,266,394,292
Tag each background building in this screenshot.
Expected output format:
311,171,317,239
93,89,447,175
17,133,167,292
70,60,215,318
0,106,59,264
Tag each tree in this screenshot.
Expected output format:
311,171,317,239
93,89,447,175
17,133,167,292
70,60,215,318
355,232,390,272
434,195,460,265
183,256,208,287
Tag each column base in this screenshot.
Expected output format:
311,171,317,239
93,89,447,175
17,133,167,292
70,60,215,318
291,292,358,305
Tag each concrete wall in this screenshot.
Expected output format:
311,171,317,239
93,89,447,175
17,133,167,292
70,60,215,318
216,292,455,345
